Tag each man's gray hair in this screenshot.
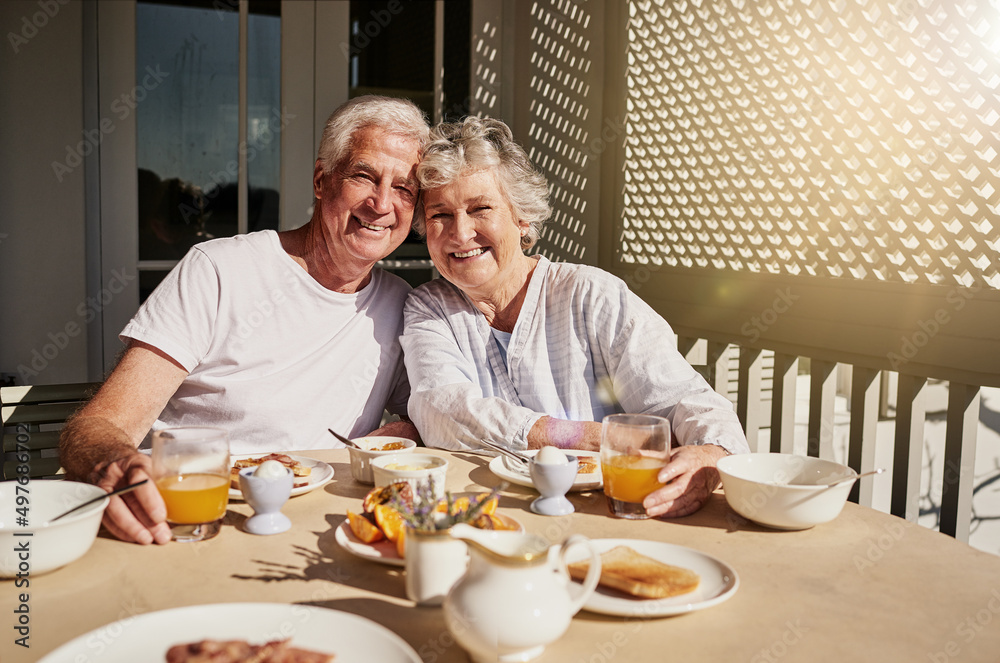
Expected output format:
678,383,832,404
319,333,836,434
414,116,551,250
317,95,429,173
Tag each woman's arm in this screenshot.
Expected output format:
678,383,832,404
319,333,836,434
401,287,544,451
526,417,600,451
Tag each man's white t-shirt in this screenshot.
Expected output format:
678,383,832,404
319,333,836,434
121,230,411,453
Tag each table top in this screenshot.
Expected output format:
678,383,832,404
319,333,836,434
5,448,1000,663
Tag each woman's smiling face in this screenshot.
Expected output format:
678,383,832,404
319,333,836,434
422,169,532,300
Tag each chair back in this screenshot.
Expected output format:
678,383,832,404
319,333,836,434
2,382,101,480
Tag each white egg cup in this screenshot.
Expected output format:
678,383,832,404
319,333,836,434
529,456,578,516
238,467,293,535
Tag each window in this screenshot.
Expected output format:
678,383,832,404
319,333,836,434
135,0,281,299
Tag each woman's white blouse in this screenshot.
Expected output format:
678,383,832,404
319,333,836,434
401,256,749,454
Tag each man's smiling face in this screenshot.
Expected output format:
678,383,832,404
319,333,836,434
313,125,420,271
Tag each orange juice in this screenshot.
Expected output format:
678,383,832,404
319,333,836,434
601,455,666,503
156,474,229,524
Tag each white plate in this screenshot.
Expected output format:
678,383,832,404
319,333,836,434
229,454,334,499
334,513,523,567
565,538,739,617
38,603,420,663
488,449,603,491
335,520,406,567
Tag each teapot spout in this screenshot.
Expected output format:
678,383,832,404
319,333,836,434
450,524,550,564
448,523,492,545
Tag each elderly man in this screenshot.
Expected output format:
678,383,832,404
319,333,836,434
60,95,429,544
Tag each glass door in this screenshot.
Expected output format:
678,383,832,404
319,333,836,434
134,0,282,300
91,0,469,369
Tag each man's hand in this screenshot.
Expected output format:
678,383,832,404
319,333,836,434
58,340,189,544
90,452,171,545
642,444,730,518
367,418,421,442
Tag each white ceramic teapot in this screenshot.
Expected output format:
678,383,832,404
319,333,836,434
443,524,602,663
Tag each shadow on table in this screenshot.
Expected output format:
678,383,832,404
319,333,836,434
297,596,463,661
321,460,367,499
230,513,413,598
662,492,791,535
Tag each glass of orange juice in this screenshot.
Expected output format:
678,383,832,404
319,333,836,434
600,414,671,519
151,427,230,542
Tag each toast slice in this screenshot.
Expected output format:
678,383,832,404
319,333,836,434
567,545,700,599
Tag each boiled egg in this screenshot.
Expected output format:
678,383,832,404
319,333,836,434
254,459,288,479
534,445,568,465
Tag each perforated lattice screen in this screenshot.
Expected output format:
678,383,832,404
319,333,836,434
472,11,501,118
524,0,598,262
622,0,1000,288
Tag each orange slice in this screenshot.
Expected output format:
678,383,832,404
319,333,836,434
347,510,384,543
374,504,406,543
433,496,470,515
396,525,406,558
450,496,471,515
432,494,497,516
474,495,498,516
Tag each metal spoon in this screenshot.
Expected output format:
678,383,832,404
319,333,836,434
49,479,149,523
819,468,885,487
475,439,532,466
475,439,580,475
327,428,363,450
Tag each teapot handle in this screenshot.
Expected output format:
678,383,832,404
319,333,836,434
557,534,601,615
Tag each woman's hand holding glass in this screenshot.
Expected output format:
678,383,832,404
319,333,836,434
600,414,672,519
642,444,730,518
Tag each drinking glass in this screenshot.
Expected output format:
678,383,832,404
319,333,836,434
600,414,671,519
151,427,230,542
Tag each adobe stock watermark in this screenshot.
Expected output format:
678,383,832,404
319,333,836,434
7,0,70,54
928,588,1000,663
546,115,625,192
199,106,295,200
340,0,405,61
233,267,298,341
417,613,474,663
76,598,145,661
16,268,136,383
887,284,978,371
741,287,799,344
52,65,170,183
619,259,660,294
749,619,810,663
852,519,913,573
577,116,626,172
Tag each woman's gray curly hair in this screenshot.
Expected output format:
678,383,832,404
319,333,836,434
414,116,551,251
317,95,429,173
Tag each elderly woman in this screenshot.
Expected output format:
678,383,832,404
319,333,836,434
400,117,749,516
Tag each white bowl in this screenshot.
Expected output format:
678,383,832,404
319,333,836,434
347,436,418,484
0,480,109,577
371,453,448,500
717,453,857,530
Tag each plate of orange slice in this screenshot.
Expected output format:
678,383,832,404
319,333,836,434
334,489,522,567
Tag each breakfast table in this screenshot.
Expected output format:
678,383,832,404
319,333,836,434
4,447,1000,663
